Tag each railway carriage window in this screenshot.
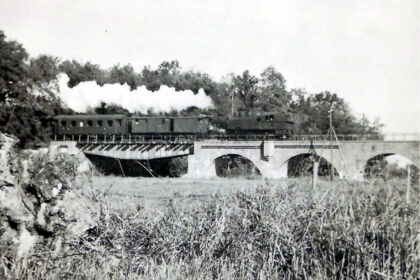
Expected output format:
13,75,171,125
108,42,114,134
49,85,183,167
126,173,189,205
162,119,166,124
257,117,261,122
87,120,93,127
135,119,139,125
108,120,113,127
265,116,269,122
79,121,84,127
97,120,103,127
60,120,66,127
117,120,122,126
71,120,76,127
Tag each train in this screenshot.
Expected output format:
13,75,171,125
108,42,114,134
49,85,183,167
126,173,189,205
54,112,294,138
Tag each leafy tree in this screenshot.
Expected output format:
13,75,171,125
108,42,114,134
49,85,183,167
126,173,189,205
157,60,180,87
140,61,186,92
207,81,231,116
0,30,28,102
141,66,161,91
28,55,60,85
108,64,139,90
168,156,188,177
26,55,62,103
59,60,104,87
357,115,383,135
221,68,290,114
0,31,69,147
177,71,217,95
259,66,290,112
289,90,376,135
230,70,260,112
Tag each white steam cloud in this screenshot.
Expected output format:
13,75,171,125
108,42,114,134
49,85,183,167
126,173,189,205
55,73,213,113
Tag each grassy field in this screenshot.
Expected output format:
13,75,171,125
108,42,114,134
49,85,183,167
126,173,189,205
89,176,297,210
4,176,419,279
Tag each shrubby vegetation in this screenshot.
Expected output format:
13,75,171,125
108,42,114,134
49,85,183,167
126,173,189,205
1,30,382,148
366,156,419,184
0,32,70,147
2,179,418,279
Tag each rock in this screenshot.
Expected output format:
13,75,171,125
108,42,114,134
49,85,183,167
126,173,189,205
0,133,98,259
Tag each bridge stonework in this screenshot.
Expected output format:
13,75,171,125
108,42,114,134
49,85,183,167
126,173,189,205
186,140,419,180
49,138,419,180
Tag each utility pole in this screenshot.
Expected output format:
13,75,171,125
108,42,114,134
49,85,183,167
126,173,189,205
362,113,365,140
309,139,318,189
231,89,234,116
406,165,411,203
328,103,335,180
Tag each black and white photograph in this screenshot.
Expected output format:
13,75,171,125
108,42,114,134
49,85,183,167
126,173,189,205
0,0,419,279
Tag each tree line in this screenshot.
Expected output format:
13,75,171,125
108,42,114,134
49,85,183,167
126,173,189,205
0,30,382,148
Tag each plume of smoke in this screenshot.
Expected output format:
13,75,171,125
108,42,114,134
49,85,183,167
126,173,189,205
55,73,213,113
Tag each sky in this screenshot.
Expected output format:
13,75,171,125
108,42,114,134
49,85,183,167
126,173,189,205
0,0,419,133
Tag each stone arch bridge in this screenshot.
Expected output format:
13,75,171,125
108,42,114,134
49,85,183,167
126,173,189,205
187,139,419,179
49,134,419,180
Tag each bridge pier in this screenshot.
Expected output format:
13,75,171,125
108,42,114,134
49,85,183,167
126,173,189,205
186,154,216,178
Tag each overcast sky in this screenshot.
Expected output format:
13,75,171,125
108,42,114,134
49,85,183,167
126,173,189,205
0,0,418,133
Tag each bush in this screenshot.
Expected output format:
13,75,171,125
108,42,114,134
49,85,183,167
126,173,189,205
2,180,418,279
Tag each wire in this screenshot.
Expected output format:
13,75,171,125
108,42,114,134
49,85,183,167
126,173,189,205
135,160,156,177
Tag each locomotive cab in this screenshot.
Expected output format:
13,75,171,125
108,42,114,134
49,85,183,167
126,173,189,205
218,112,293,137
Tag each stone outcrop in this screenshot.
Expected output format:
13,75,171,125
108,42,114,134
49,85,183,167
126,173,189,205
0,133,98,259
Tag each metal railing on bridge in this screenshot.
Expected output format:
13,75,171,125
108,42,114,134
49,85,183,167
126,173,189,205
288,133,419,142
53,133,419,144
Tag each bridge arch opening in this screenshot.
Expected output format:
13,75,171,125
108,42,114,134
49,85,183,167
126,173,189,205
286,153,339,178
214,154,262,178
85,154,188,177
364,153,419,184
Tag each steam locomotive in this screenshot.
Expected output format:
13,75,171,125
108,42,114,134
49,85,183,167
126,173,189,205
54,112,294,138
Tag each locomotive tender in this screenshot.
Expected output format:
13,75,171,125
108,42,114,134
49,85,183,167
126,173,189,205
54,112,293,138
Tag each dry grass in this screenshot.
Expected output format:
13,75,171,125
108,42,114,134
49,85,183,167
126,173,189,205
1,178,419,279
